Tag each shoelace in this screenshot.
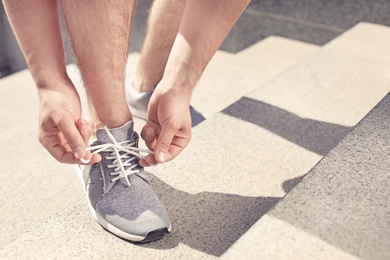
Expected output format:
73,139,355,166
86,127,152,187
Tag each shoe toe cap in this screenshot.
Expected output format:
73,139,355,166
98,209,171,242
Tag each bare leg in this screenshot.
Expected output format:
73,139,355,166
134,0,187,92
62,0,135,129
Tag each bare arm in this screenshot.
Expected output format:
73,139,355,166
3,0,98,164
141,0,250,165
166,0,250,91
3,0,67,85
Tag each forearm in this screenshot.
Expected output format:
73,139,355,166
3,0,69,89
162,0,250,94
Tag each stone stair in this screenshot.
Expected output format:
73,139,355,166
1,22,389,259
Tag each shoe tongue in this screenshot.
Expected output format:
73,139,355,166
96,121,134,143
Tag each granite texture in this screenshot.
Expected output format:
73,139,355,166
0,173,280,258
220,8,341,52
221,23,390,259
248,0,308,20
195,37,319,118
221,0,390,52
307,0,390,29
270,93,390,260
248,0,390,29
246,23,390,127
0,109,321,258
222,97,353,156
0,69,84,248
222,214,360,260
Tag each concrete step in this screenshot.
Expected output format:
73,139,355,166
0,69,83,249
220,22,390,259
0,36,318,256
191,36,319,118
222,92,390,260
2,22,388,259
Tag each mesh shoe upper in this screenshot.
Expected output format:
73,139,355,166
83,121,171,242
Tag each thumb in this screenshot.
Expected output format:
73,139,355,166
57,114,86,159
155,122,176,163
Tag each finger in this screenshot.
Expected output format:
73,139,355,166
141,125,158,151
154,122,177,163
39,131,75,163
139,154,157,167
49,144,102,165
76,118,93,163
48,143,80,164
82,154,102,165
57,114,86,159
76,118,90,146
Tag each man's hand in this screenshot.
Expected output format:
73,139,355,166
38,85,101,164
137,0,250,167
4,0,101,164
140,85,192,166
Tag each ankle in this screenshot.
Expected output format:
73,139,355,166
134,74,157,93
97,106,132,129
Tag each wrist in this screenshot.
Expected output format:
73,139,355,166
36,74,79,103
158,74,194,103
160,57,197,98
35,70,72,91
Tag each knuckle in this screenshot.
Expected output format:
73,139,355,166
66,134,80,146
56,112,74,127
37,132,47,146
162,119,177,129
158,139,171,149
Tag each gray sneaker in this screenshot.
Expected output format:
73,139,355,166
125,76,152,119
76,121,171,243
125,76,206,126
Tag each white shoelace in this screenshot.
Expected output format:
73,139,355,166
86,127,152,187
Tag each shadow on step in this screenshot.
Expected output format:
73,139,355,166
138,174,304,256
222,97,353,156
189,105,205,127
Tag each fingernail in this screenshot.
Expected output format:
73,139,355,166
74,146,84,159
80,158,91,164
143,160,151,167
157,151,166,162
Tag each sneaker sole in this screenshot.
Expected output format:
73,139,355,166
75,165,171,242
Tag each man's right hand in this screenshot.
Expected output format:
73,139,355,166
37,85,101,164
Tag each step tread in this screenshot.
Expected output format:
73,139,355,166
192,36,319,118
222,22,390,259
246,22,390,126
222,215,360,260
266,92,390,260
